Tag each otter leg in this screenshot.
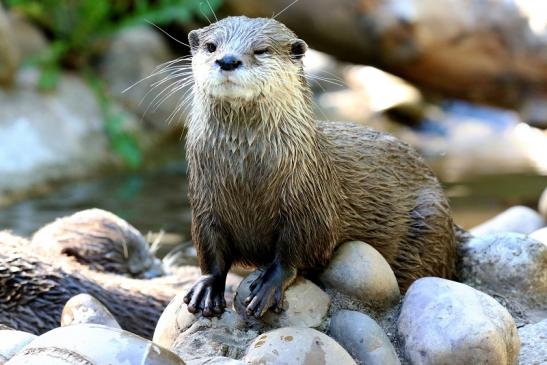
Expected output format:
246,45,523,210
184,217,232,317
244,257,297,318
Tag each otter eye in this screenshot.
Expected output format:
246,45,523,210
254,48,269,56
205,43,217,53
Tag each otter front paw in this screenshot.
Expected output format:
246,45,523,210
183,275,226,317
244,265,296,318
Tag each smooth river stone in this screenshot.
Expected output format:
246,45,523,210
0,330,36,363
234,273,330,328
244,327,356,365
470,206,545,236
329,310,400,365
398,277,519,365
320,241,400,309
530,227,547,245
460,232,547,304
61,293,121,329
5,324,184,365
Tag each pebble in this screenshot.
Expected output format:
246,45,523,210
460,232,547,306
61,293,121,329
470,206,545,236
0,329,36,363
243,327,356,365
398,277,519,365
518,319,547,365
329,310,400,365
320,241,400,309
234,273,330,328
5,324,184,365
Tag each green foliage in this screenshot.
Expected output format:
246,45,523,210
5,0,222,167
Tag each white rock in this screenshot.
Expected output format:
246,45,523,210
539,187,547,221
190,357,245,365
329,310,400,365
398,277,519,365
234,273,330,328
470,206,545,236
320,241,400,309
0,330,36,363
61,294,121,329
5,324,184,365
244,327,357,365
460,232,547,306
518,319,547,365
153,292,200,349
530,227,547,245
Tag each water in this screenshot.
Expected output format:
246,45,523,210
0,158,545,238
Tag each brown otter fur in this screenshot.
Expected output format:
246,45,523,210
183,16,460,318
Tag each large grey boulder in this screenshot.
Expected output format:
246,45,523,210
398,277,519,365
100,26,189,130
460,232,547,309
329,310,400,365
320,241,400,309
0,70,110,203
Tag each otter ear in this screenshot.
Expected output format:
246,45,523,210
188,30,200,53
291,39,308,60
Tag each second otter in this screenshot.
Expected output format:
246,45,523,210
183,16,459,318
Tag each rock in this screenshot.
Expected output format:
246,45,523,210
0,69,111,204
518,319,547,365
61,294,121,329
398,277,519,365
153,292,201,349
539,187,547,220
100,26,189,130
243,327,356,365
460,232,547,308
470,206,545,236
169,310,258,363
0,329,36,363
5,324,185,365
234,273,330,328
0,5,19,86
7,12,48,60
530,227,547,245
153,273,244,350
329,310,400,365
191,357,245,365
32,208,163,278
320,241,400,309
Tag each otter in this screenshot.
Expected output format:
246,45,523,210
183,16,460,318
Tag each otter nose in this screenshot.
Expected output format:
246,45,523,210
216,55,242,71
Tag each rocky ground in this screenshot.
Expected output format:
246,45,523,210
0,188,545,364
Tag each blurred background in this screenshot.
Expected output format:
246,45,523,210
0,0,546,248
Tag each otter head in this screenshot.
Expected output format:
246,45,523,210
189,16,308,102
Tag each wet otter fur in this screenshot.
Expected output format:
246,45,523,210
183,16,460,318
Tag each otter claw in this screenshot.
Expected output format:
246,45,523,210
184,275,226,317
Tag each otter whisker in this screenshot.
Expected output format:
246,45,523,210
272,0,300,19
205,0,218,22
153,79,194,112
144,19,190,48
